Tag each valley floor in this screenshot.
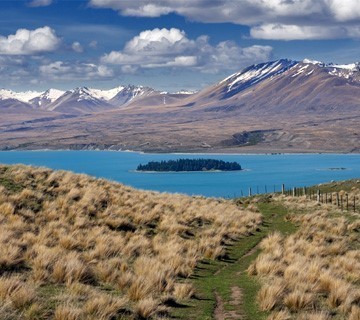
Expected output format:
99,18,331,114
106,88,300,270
0,110,359,153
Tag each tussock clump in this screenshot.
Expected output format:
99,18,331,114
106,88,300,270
257,278,286,311
250,193,360,319
0,164,261,319
134,297,161,319
267,310,291,320
54,305,83,320
172,283,195,300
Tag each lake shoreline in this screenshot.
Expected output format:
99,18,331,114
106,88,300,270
1,148,359,156
0,151,359,198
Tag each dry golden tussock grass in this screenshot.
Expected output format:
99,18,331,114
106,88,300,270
0,164,261,319
249,193,360,319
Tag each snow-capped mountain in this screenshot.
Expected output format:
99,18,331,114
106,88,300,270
84,86,126,102
109,85,156,105
218,58,360,99
181,58,360,115
0,85,161,114
220,59,298,98
1,58,359,115
43,85,161,114
29,89,65,109
44,87,115,114
0,89,43,103
0,89,43,110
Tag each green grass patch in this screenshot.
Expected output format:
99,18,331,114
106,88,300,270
0,166,24,192
0,176,23,193
172,199,298,320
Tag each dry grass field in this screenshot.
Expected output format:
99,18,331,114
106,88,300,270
1,164,359,319
249,189,360,320
0,164,261,319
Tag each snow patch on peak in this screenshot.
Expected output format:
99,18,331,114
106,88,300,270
88,86,125,101
292,64,309,77
302,58,324,66
223,59,298,95
330,63,359,71
175,90,197,95
327,62,359,80
0,89,43,103
40,89,65,102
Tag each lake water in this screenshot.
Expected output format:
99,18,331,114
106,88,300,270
0,151,359,198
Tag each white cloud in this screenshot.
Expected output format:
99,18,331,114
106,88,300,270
327,0,360,21
72,41,84,53
125,28,188,52
250,24,349,40
89,0,360,40
0,26,61,55
28,0,53,7
101,28,272,73
39,60,113,79
250,23,360,40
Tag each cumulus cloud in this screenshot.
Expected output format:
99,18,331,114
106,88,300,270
39,60,113,80
0,26,61,55
72,41,84,53
101,28,272,73
89,0,360,40
28,0,53,7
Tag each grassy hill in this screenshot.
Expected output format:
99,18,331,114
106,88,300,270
0,165,261,319
0,165,359,319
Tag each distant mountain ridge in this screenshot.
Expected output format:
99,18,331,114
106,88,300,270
0,58,359,153
178,58,360,115
0,57,359,116
0,85,162,114
219,58,360,99
0,83,202,115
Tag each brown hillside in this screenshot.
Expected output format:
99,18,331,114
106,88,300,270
0,164,261,319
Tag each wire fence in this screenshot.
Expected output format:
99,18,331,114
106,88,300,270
237,184,359,213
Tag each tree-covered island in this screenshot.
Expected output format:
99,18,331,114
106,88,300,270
136,158,242,172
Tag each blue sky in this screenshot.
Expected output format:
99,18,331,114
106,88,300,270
1,0,360,92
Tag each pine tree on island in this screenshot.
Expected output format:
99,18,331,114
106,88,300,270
137,158,242,172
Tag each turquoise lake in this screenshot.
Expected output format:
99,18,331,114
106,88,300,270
0,151,359,198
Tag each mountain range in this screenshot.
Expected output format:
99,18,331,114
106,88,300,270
0,58,359,153
0,85,195,115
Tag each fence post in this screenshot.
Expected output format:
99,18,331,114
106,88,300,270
341,195,343,211
303,187,306,197
337,193,340,207
282,184,285,195
249,187,252,197
354,197,356,212
317,190,321,203
325,193,328,204
346,194,349,211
